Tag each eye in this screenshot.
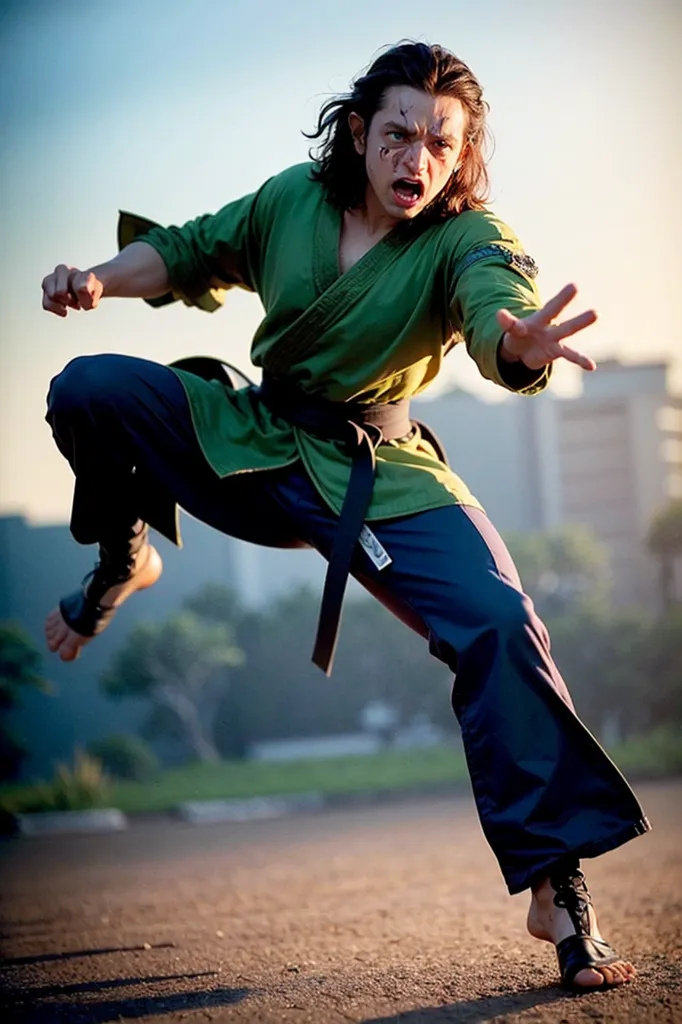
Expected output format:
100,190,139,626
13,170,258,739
433,139,451,151
388,130,407,142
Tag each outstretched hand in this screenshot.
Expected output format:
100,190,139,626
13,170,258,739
497,283,597,371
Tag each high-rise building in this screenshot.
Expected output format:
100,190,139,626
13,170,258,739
532,361,682,605
414,360,682,607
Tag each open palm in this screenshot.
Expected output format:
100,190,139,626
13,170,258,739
497,283,597,371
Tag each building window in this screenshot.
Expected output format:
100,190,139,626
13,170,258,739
668,474,682,499
657,406,682,432
661,438,682,463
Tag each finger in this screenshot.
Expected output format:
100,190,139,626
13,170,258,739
45,266,79,309
73,271,102,311
42,294,68,317
48,264,76,305
548,339,596,371
536,282,579,326
496,308,528,336
548,308,598,341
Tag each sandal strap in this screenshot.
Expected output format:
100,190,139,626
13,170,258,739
59,587,118,638
556,934,621,989
549,867,592,935
549,867,624,989
59,524,149,638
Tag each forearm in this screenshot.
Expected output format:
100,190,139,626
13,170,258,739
90,242,170,299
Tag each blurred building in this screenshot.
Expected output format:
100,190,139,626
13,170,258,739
533,361,682,605
415,359,682,607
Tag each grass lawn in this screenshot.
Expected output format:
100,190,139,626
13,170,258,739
0,744,470,816
1,726,680,817
112,744,471,813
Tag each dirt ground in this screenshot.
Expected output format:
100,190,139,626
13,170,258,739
0,779,680,1024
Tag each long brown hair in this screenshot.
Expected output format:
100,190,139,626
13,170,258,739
306,41,491,219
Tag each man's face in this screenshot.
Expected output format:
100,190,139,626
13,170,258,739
350,85,466,222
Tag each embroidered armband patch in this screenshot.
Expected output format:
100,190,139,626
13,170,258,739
453,244,539,280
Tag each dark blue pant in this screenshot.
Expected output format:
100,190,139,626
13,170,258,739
46,354,650,894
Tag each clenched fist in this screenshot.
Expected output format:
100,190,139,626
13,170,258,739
42,265,104,317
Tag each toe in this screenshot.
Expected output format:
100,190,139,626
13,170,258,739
46,623,67,652
572,967,606,988
612,960,635,983
59,628,89,662
45,609,66,648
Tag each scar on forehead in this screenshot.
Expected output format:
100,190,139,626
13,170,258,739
398,102,413,124
430,115,448,135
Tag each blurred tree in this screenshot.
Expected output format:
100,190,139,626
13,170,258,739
87,733,159,781
0,622,51,780
183,582,245,628
647,498,682,609
207,583,454,754
504,525,611,616
100,613,244,763
183,583,251,759
633,607,682,730
547,602,651,742
334,595,453,733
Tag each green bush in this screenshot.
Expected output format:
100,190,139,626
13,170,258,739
611,725,682,779
87,734,159,782
0,750,111,814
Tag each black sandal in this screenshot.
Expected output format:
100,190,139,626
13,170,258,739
59,524,149,638
550,866,623,990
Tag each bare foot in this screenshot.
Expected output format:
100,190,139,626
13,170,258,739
528,875,636,989
45,543,163,662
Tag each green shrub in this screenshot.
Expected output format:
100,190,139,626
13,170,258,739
1,751,112,814
87,734,159,781
611,725,682,779
48,750,111,810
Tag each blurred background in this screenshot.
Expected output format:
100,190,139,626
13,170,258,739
0,0,680,815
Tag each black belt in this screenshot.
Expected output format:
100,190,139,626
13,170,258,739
170,358,447,677
259,373,413,676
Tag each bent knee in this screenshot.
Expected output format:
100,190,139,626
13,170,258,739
46,354,131,417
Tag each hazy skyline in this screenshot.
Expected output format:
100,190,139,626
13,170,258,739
1,0,681,523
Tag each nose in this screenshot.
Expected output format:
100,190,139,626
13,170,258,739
403,140,429,176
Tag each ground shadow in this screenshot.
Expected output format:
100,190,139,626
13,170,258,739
5,969,220,999
1,983,251,1023
0,942,176,967
361,983,572,1023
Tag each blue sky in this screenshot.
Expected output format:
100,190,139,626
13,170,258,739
1,0,680,521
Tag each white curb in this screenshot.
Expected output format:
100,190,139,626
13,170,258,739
16,808,128,836
175,792,325,824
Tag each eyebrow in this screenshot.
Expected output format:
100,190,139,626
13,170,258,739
383,119,458,143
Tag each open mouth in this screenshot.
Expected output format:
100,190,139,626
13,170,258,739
392,178,424,207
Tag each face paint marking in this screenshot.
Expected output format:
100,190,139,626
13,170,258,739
399,103,413,126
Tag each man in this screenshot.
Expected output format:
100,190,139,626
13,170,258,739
41,42,649,991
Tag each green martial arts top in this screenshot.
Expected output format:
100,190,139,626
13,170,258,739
124,161,549,521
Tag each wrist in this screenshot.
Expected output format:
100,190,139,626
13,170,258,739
88,262,116,298
89,244,170,299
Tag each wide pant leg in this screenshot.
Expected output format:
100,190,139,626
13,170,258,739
47,355,651,895
264,467,651,895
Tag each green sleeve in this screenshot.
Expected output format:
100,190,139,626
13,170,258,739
447,212,551,396
117,183,270,313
